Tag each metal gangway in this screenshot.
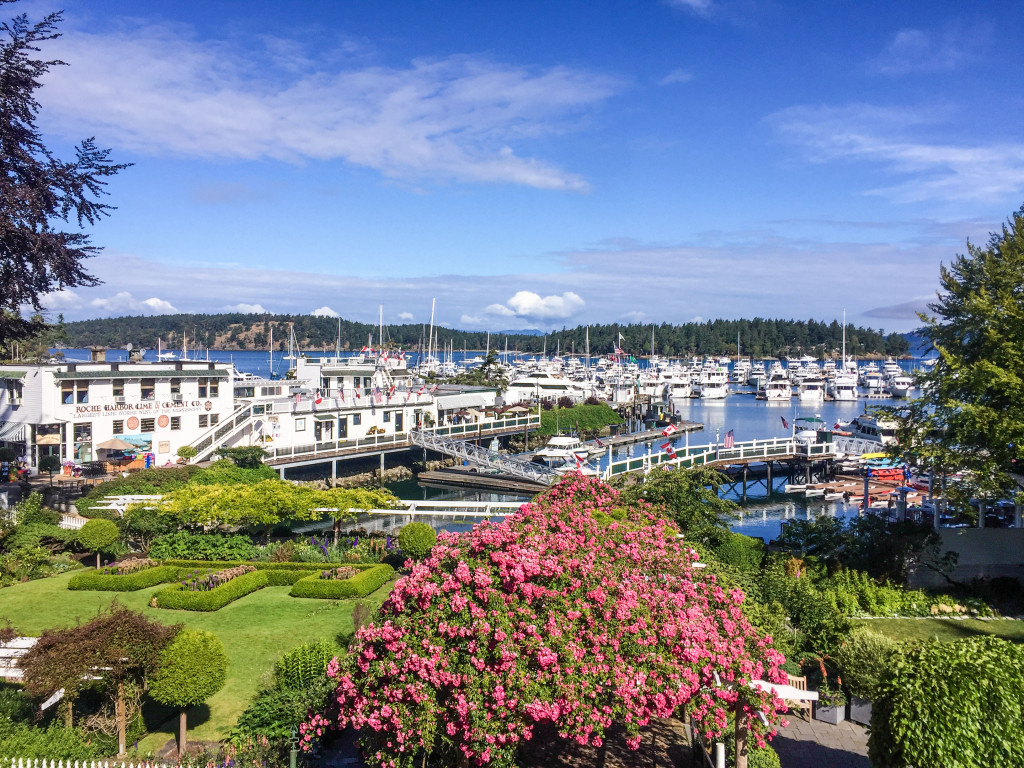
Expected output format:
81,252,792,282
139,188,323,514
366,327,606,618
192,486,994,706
409,429,560,485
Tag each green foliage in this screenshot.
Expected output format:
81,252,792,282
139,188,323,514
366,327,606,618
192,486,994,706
0,719,101,760
263,569,315,586
118,503,177,551
537,403,624,437
290,564,394,599
749,744,781,768
176,445,197,460
614,466,736,544
150,531,257,561
191,458,277,485
868,636,1024,767
832,628,902,701
0,685,33,723
149,629,228,709
76,466,199,516
216,446,269,469
397,522,436,561
889,205,1024,498
154,570,269,611
275,640,337,691
67,565,184,592
77,518,120,554
711,532,765,571
37,455,61,477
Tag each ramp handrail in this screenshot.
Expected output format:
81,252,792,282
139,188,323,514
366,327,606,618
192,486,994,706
410,429,559,485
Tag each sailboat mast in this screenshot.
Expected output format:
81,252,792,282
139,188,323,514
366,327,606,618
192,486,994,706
427,298,436,367
268,326,273,377
335,318,341,359
842,308,847,364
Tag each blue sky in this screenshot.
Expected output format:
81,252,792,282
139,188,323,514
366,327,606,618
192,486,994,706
24,0,1024,332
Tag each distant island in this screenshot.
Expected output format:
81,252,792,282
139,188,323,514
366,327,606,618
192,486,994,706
60,313,911,358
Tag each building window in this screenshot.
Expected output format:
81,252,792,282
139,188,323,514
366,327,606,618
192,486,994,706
77,386,89,404
170,378,181,395
141,379,155,400
113,379,125,398
170,416,181,431
338,416,348,439
112,420,124,435
4,380,22,404
352,413,361,426
383,411,391,423
140,418,155,432
295,418,306,432
74,423,92,443
61,381,88,404
199,378,208,398
209,379,219,397
199,415,208,428
210,414,219,425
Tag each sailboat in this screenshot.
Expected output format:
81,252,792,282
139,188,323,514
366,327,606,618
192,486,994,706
156,337,178,361
282,324,300,363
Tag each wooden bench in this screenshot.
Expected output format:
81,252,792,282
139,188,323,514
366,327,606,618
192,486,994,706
786,674,812,719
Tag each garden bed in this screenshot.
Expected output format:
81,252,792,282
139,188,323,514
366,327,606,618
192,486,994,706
290,564,395,599
67,565,187,592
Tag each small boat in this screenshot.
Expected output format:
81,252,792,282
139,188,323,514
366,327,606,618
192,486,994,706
532,436,601,464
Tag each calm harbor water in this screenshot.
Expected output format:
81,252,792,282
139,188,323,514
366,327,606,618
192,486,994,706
59,348,894,541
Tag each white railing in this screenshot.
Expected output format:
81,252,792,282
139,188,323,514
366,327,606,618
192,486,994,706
58,514,88,530
188,404,256,462
265,415,541,464
603,437,836,479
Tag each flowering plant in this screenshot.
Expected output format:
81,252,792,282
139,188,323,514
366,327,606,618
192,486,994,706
181,564,255,592
302,474,787,767
101,557,155,575
321,566,360,581
816,658,847,708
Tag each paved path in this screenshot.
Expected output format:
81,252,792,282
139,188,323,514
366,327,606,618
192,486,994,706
772,711,870,768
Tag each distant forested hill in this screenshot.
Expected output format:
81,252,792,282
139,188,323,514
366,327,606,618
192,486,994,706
61,313,910,358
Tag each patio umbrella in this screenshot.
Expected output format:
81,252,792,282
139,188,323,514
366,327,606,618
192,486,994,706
95,437,135,451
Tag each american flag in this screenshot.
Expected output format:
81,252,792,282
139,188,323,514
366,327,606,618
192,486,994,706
723,430,735,449
781,416,789,429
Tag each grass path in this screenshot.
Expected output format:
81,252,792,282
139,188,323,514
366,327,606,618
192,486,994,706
853,617,1024,644
0,571,395,752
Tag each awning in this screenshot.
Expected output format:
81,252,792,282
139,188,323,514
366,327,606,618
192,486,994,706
435,393,489,410
0,370,27,380
96,437,136,450
0,421,27,441
313,413,338,421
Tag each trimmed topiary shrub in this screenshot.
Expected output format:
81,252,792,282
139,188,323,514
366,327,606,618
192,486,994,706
832,628,902,701
160,559,325,572
154,570,269,611
290,564,394,599
67,565,185,592
149,629,228,754
397,522,436,561
868,636,1024,766
749,744,781,768
77,518,121,569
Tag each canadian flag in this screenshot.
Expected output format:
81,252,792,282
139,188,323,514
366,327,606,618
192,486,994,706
314,391,323,405
355,391,361,399
661,442,676,459
662,424,679,437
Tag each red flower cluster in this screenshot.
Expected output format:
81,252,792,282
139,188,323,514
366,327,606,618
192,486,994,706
302,474,787,767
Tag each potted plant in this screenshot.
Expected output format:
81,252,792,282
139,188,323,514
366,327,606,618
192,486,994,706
833,628,901,726
815,680,847,725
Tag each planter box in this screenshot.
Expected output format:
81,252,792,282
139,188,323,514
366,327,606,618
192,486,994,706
814,704,845,725
848,696,872,726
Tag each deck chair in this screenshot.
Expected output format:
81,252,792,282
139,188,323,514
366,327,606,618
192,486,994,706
786,674,813,719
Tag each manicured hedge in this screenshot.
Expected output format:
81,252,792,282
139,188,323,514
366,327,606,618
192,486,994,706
161,559,326,572
154,570,269,611
290,564,395,599
265,569,315,586
67,565,186,592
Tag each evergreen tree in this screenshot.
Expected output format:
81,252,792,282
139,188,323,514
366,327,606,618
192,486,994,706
1,1,129,349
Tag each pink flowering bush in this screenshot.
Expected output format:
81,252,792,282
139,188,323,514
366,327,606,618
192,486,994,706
304,474,787,767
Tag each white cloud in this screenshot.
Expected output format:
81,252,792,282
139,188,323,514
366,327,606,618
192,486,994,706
768,103,1024,203
311,306,339,317
668,0,714,16
397,311,414,321
660,69,694,85
39,24,621,191
85,291,178,316
459,314,482,327
225,303,268,314
870,25,989,76
489,290,585,321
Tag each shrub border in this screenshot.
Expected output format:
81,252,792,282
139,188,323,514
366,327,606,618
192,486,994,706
290,564,395,599
67,565,188,592
154,570,269,611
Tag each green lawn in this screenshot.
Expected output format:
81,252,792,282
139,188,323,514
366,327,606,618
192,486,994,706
854,617,1024,645
0,571,395,752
